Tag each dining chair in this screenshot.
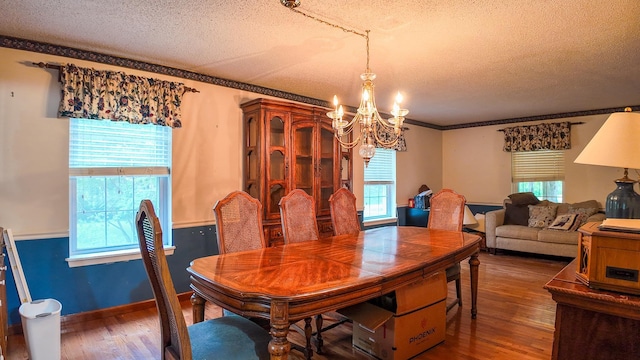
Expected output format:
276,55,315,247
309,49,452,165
329,187,361,236
213,190,267,254
279,189,319,244
427,188,466,312
214,191,317,359
135,200,271,360
279,189,350,355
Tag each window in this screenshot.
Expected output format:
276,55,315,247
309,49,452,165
512,150,564,202
363,148,396,221
69,118,172,258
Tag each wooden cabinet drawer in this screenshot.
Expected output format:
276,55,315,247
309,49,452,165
266,224,284,247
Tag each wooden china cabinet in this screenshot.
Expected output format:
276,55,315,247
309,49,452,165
241,98,352,246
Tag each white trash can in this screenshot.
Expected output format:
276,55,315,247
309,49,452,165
19,299,62,360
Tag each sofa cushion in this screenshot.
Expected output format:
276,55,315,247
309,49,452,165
528,204,558,228
504,203,530,226
508,192,540,205
568,205,599,227
556,200,599,215
537,228,580,245
496,225,539,241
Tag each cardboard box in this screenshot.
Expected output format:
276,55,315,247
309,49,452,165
339,272,447,359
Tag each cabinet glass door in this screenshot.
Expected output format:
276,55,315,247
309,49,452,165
245,115,260,199
292,121,314,196
267,115,287,218
318,124,336,214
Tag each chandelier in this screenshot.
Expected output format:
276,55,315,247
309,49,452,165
281,0,409,166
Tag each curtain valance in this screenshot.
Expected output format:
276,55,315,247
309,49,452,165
374,125,407,152
503,121,571,152
58,64,185,128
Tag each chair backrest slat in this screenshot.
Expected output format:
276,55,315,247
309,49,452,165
427,189,466,231
329,188,361,236
136,200,191,360
279,189,319,244
214,191,266,254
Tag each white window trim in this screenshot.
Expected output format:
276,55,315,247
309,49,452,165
363,217,398,227
69,118,173,262
66,246,175,268
363,148,397,221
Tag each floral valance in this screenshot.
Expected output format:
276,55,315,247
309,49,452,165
58,64,185,128
373,124,407,152
503,121,571,152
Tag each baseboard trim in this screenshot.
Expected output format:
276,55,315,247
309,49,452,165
8,292,193,336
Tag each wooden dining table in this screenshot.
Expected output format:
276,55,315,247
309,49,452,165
187,226,481,360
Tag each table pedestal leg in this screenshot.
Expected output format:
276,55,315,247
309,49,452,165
469,250,480,319
269,300,291,360
190,292,205,324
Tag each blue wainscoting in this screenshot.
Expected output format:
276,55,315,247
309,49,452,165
4,225,219,326
397,204,502,227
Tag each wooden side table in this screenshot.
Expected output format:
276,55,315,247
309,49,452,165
544,260,640,360
577,222,640,294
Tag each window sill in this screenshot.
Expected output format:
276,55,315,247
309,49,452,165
363,217,398,227
66,246,176,268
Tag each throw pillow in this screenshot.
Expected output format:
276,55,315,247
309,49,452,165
508,192,540,206
569,215,586,231
504,203,530,226
548,214,579,231
528,204,558,228
567,206,599,228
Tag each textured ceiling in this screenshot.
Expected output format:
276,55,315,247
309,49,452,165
1,0,639,126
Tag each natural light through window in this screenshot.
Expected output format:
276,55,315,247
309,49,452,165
512,150,564,202
69,118,172,257
363,148,396,221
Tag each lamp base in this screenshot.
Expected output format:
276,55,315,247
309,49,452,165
605,180,640,219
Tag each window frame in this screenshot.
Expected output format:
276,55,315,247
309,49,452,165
67,118,173,267
511,150,565,202
363,148,397,223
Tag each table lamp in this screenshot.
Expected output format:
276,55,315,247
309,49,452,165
463,205,478,227
574,108,640,218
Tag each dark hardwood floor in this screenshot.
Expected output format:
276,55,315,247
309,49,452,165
5,251,570,359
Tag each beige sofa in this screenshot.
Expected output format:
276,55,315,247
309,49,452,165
485,195,605,257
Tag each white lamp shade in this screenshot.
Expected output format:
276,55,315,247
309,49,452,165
574,111,640,169
463,205,478,226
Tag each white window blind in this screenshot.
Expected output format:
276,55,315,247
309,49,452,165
364,148,396,183
70,118,171,171
511,150,564,182
364,148,396,221
69,118,171,259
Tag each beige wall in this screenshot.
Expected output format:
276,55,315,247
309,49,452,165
442,115,626,207
0,46,629,237
0,47,284,236
396,125,443,206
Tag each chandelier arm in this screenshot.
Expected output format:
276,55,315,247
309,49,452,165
340,115,360,130
335,132,362,149
372,113,398,130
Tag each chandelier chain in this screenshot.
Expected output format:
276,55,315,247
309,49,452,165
283,1,407,166
286,7,367,38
